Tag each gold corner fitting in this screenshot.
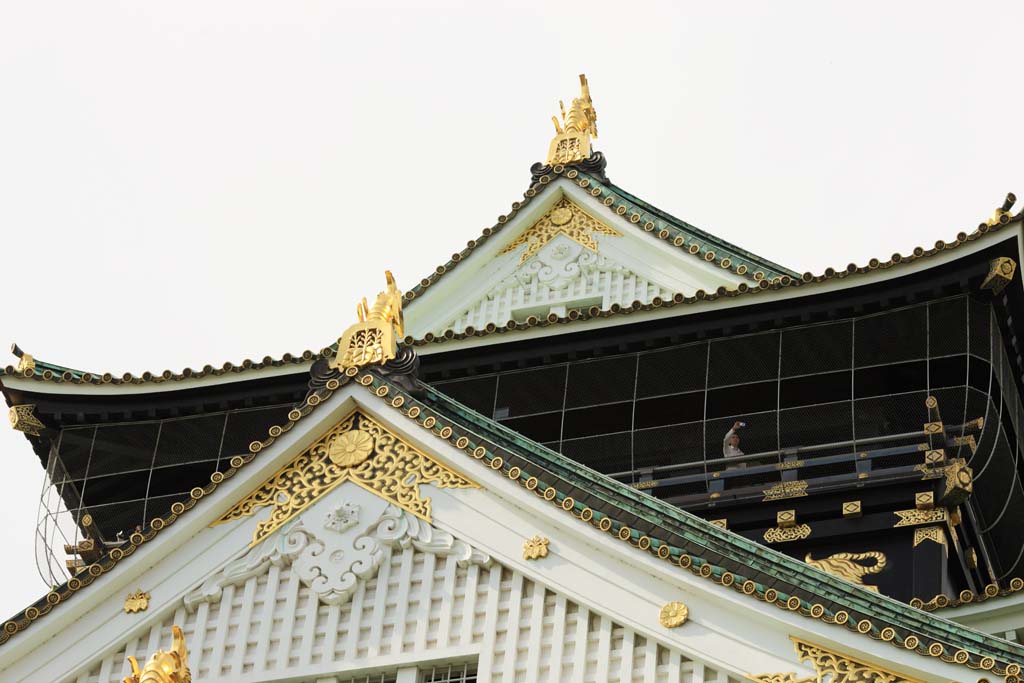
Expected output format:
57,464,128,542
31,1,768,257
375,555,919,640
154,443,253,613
215,409,478,546
805,552,886,592
913,526,947,555
124,590,150,614
331,271,404,372
547,74,598,166
9,404,44,436
981,257,1017,294
941,458,973,505
893,508,947,527
123,625,190,683
658,601,689,628
523,535,550,560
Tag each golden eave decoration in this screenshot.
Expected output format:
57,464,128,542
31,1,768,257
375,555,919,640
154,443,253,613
124,589,150,614
791,637,924,683
331,270,404,372
658,601,689,628
745,675,815,683
523,535,549,560
547,74,598,165
124,625,191,683
11,344,35,374
215,409,478,546
762,480,808,502
499,197,621,264
9,404,44,436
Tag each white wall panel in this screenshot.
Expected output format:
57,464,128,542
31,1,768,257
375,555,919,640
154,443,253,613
63,548,739,683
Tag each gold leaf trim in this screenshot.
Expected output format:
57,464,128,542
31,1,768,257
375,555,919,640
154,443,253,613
214,409,478,545
764,524,811,543
499,197,621,264
792,637,925,683
893,508,947,527
762,480,808,502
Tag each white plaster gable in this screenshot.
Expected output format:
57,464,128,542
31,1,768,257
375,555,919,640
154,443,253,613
0,383,978,683
404,178,747,338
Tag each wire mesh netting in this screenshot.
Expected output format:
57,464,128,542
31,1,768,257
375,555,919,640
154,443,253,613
430,294,1002,494
35,403,293,586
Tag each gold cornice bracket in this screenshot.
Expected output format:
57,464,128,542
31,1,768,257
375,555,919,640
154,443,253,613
330,271,404,372
547,74,598,165
981,256,1017,295
791,637,925,683
123,625,190,683
9,404,44,436
214,409,479,546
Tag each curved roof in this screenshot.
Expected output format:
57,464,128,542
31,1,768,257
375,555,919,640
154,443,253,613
3,159,1016,386
5,353,1023,681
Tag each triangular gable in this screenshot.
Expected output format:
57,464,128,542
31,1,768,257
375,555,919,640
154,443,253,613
404,161,797,339
3,363,1018,683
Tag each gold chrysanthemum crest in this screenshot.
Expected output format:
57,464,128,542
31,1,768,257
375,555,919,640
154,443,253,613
658,601,689,628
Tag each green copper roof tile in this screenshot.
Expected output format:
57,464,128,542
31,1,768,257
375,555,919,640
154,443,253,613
414,381,1024,666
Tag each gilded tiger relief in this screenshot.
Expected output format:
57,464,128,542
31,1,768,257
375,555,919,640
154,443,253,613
804,551,887,592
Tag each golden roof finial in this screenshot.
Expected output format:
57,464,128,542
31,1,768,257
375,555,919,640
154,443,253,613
123,625,190,683
547,74,598,166
985,192,1017,227
10,343,35,374
330,271,405,371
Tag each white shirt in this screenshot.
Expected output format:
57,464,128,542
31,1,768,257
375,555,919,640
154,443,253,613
723,428,744,459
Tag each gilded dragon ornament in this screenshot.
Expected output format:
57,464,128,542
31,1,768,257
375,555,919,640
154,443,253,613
215,410,478,546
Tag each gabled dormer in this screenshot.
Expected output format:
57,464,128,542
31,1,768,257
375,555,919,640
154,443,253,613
403,76,796,341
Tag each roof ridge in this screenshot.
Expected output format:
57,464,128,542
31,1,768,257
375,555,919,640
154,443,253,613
407,206,1022,348
0,348,321,385
606,182,799,278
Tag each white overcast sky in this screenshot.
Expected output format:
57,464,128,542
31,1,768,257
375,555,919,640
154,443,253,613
0,2,1021,618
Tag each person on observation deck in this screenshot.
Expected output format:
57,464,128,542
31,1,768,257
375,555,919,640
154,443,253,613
723,421,746,468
